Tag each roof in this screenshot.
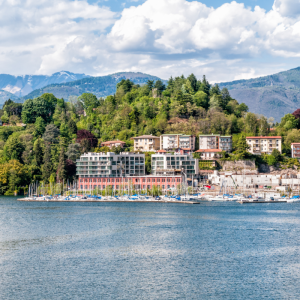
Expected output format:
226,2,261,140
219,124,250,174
180,148,191,151
157,149,167,153
132,135,159,139
195,149,222,153
101,140,126,145
291,143,300,145
246,136,281,139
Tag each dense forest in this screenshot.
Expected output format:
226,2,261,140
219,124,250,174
0,73,300,195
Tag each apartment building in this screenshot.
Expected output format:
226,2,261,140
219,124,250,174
246,136,282,155
199,134,232,152
132,135,160,151
76,152,145,178
151,153,199,176
160,134,196,151
78,175,183,191
100,140,126,148
291,143,300,158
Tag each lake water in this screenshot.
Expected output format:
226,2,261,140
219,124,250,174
1,197,300,299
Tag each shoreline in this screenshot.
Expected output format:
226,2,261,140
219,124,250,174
17,198,200,204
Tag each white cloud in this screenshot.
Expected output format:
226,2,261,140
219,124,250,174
1,0,300,83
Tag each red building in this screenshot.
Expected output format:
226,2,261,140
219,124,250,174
78,175,183,191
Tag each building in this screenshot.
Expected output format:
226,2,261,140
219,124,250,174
132,135,160,152
195,149,223,160
199,134,232,152
78,175,183,191
291,143,300,158
151,153,199,177
246,136,282,155
76,152,145,178
100,140,126,149
160,134,196,151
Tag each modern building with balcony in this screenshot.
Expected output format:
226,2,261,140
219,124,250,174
291,143,300,158
76,152,145,178
246,136,282,155
151,153,199,177
199,134,232,152
132,135,160,152
160,134,196,151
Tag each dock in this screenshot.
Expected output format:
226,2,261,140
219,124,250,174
17,198,200,204
238,200,287,204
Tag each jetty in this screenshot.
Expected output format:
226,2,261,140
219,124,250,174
238,200,287,204
17,198,200,204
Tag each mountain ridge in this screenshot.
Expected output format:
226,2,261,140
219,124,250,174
218,67,300,121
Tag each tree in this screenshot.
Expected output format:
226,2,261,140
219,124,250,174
66,143,81,161
245,112,258,134
78,93,99,109
76,130,98,151
292,109,300,128
154,80,166,95
65,159,76,180
21,99,35,123
42,144,52,183
198,75,210,95
235,134,250,159
4,136,24,161
280,113,299,130
187,74,198,92
57,148,67,182
34,117,46,136
60,122,69,138
33,139,44,166
194,91,209,109
43,124,60,144
285,129,300,148
68,119,77,135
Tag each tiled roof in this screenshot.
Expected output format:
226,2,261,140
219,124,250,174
195,149,222,153
157,150,167,153
101,140,126,145
246,136,281,139
291,143,300,145
132,135,159,139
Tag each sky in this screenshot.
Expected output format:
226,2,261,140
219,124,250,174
1,0,300,82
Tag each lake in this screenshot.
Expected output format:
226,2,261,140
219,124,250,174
0,197,300,299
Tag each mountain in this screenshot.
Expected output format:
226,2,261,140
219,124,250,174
0,71,89,100
21,72,166,101
219,67,300,121
0,89,20,107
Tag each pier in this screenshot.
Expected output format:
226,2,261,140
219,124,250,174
17,198,200,204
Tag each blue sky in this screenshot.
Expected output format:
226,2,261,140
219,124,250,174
0,0,300,83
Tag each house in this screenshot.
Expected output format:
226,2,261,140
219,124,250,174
291,143,300,158
100,140,126,149
160,134,196,151
199,134,232,152
195,149,223,160
246,136,282,155
175,148,192,155
132,135,160,151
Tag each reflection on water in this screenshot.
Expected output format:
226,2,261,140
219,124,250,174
0,197,300,299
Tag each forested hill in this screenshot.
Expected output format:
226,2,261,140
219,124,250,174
21,72,167,101
219,67,300,121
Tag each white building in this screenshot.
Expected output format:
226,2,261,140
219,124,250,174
160,134,196,151
246,136,282,155
195,149,223,160
151,153,199,177
199,134,232,152
76,152,145,178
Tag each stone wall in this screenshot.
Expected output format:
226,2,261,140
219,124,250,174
220,160,257,172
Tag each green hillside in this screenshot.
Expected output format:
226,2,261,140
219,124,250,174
21,72,166,101
219,67,300,121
